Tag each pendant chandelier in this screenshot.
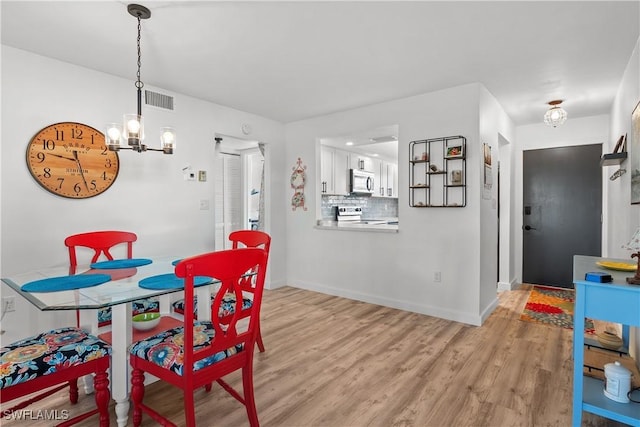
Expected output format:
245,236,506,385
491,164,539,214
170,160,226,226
543,100,568,128
105,4,175,154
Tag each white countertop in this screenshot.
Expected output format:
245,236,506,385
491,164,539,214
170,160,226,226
315,220,399,233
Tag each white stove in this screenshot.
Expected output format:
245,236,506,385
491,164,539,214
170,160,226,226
336,205,363,222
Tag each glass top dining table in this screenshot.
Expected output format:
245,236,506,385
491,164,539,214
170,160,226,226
1,255,218,427
1,256,195,311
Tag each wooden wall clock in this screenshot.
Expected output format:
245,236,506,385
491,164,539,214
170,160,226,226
26,122,119,199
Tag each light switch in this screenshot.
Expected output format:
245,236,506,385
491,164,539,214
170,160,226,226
198,170,207,182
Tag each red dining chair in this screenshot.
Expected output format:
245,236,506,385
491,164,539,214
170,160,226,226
65,230,136,268
229,230,271,352
65,231,159,327
129,247,268,427
171,230,271,352
0,327,111,426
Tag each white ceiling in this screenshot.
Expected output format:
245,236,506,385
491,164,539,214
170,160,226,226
320,124,399,160
2,1,639,126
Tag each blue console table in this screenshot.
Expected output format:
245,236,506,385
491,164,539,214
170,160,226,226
572,255,640,426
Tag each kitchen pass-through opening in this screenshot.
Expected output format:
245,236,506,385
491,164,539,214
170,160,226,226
317,124,399,227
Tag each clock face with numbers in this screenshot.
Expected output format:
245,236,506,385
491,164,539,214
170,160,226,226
26,122,119,199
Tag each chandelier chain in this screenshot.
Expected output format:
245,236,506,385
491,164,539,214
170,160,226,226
135,15,143,90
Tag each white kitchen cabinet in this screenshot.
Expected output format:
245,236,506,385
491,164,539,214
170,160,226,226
374,160,398,198
320,145,334,194
387,162,398,197
333,148,350,195
323,144,395,197
350,154,374,172
372,158,383,197
320,146,349,195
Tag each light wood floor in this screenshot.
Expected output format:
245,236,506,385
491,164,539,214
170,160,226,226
1,285,627,426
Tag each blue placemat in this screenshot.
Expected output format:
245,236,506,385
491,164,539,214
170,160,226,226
21,274,112,293
138,274,212,290
90,258,152,269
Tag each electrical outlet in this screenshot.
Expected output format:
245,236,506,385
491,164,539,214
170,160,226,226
434,272,441,283
3,296,15,312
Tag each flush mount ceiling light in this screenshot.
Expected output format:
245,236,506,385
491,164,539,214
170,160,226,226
105,4,175,154
543,100,568,127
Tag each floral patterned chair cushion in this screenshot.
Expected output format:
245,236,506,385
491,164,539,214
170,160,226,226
98,298,159,326
128,322,243,376
172,293,252,318
0,327,111,389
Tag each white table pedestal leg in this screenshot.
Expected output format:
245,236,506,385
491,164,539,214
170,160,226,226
78,308,99,394
196,285,212,321
111,303,132,427
82,374,94,395
159,294,171,316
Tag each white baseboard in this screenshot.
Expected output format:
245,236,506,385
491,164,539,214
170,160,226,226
497,278,518,292
265,279,287,290
291,280,489,326
480,296,499,324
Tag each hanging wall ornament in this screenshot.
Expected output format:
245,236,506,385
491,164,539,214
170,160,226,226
290,157,307,211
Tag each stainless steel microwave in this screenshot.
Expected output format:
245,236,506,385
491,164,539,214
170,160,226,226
350,169,374,195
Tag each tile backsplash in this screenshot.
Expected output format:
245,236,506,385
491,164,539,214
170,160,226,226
321,195,398,220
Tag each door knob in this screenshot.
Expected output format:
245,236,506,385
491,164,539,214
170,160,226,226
524,225,536,231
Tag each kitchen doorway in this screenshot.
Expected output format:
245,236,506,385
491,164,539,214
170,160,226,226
522,144,602,288
214,135,266,250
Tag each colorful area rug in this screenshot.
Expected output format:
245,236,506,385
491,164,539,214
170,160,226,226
520,285,595,334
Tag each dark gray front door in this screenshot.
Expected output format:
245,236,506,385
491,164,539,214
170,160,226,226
523,144,602,288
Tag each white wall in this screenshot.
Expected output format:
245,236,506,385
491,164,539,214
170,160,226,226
0,46,287,344
479,86,516,311
284,83,511,326
497,134,515,290
608,37,640,257
607,36,640,360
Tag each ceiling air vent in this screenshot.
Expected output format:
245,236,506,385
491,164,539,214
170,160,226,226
370,135,397,143
145,90,174,111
